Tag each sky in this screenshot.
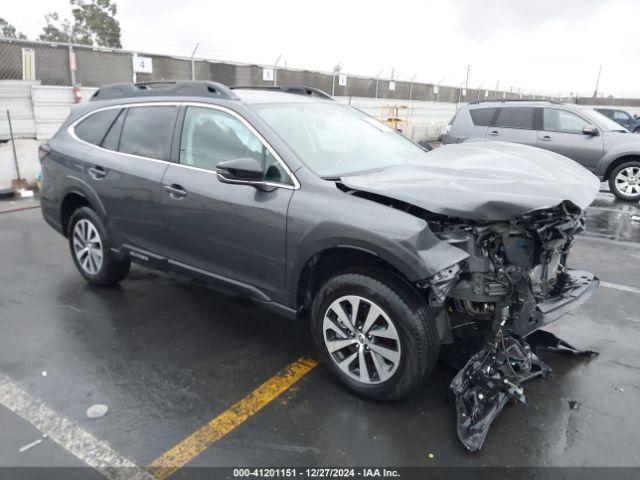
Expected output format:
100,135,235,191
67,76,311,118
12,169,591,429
3,0,640,97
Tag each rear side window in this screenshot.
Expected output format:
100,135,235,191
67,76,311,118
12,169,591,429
75,109,122,146
495,107,535,129
119,106,176,160
469,108,497,126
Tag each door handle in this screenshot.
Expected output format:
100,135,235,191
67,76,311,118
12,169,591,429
163,184,187,199
488,130,499,136
540,135,552,141
88,166,106,180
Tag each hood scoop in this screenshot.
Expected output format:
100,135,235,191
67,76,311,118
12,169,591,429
340,142,600,221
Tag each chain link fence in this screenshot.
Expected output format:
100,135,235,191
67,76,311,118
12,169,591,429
1,37,567,103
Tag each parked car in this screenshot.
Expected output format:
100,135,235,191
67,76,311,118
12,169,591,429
443,100,640,200
595,107,640,133
40,82,599,407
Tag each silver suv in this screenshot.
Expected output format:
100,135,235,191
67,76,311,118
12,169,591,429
443,100,640,200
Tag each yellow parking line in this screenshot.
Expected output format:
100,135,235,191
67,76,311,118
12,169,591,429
147,356,319,480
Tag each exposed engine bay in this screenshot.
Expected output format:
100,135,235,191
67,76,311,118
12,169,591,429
342,185,599,452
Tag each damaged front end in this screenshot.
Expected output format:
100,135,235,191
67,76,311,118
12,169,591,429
422,201,599,451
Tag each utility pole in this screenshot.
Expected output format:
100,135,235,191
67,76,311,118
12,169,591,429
331,62,342,97
273,54,282,86
190,42,199,81
493,80,499,99
593,64,602,98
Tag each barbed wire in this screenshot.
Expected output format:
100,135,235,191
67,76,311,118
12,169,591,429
0,17,627,99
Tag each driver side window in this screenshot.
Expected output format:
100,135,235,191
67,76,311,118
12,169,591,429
179,106,290,184
542,108,588,134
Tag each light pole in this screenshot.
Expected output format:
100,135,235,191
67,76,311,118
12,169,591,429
273,54,282,86
593,64,602,98
374,69,384,98
476,84,483,101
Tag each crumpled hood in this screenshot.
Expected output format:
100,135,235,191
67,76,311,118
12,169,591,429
340,141,600,221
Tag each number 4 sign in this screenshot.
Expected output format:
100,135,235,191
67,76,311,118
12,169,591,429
132,55,153,74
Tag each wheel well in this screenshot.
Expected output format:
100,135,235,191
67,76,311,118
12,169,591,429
60,193,89,236
604,155,640,181
296,247,420,314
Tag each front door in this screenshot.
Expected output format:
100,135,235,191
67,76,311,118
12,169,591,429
537,107,604,172
161,105,295,302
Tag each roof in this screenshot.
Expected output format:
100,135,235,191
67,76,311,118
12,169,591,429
89,81,332,104
232,89,329,104
468,99,564,108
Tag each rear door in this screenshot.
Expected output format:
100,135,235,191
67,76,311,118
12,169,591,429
76,104,178,255
536,107,604,172
160,104,295,302
486,106,538,146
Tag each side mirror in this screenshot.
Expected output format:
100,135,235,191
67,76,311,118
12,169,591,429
216,157,263,185
582,125,599,136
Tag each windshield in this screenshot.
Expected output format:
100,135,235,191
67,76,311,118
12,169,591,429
582,108,629,132
251,102,430,177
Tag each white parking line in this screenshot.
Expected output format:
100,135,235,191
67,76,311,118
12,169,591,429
0,373,154,480
601,281,640,295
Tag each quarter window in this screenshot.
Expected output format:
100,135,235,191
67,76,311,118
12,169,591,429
101,109,125,151
119,106,176,160
542,108,588,134
469,108,497,126
75,109,122,146
179,106,289,184
613,111,631,121
495,107,535,129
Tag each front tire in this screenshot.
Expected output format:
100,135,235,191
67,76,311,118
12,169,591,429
310,269,439,401
609,161,640,201
68,207,130,286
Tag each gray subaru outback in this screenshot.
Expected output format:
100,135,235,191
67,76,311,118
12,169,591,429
40,82,599,450
442,100,640,201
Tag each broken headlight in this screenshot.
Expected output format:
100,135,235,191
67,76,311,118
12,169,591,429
419,263,461,305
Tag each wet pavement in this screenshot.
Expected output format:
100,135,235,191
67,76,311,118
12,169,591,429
0,192,639,475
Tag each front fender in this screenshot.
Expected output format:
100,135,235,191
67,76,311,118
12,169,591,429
285,173,469,308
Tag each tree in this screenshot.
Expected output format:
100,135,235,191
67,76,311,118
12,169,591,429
0,18,26,39
39,0,121,48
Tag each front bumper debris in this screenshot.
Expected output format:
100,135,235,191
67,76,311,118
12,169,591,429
450,330,598,452
514,270,599,336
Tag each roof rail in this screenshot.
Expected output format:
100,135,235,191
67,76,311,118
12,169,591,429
469,98,564,105
230,85,334,100
90,81,240,101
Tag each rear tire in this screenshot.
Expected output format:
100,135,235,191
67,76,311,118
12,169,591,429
68,207,130,286
310,269,439,401
608,161,640,201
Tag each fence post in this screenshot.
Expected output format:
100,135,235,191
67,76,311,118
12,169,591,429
67,28,81,103
190,43,199,81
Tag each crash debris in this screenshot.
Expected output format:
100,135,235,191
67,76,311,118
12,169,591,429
450,329,597,452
